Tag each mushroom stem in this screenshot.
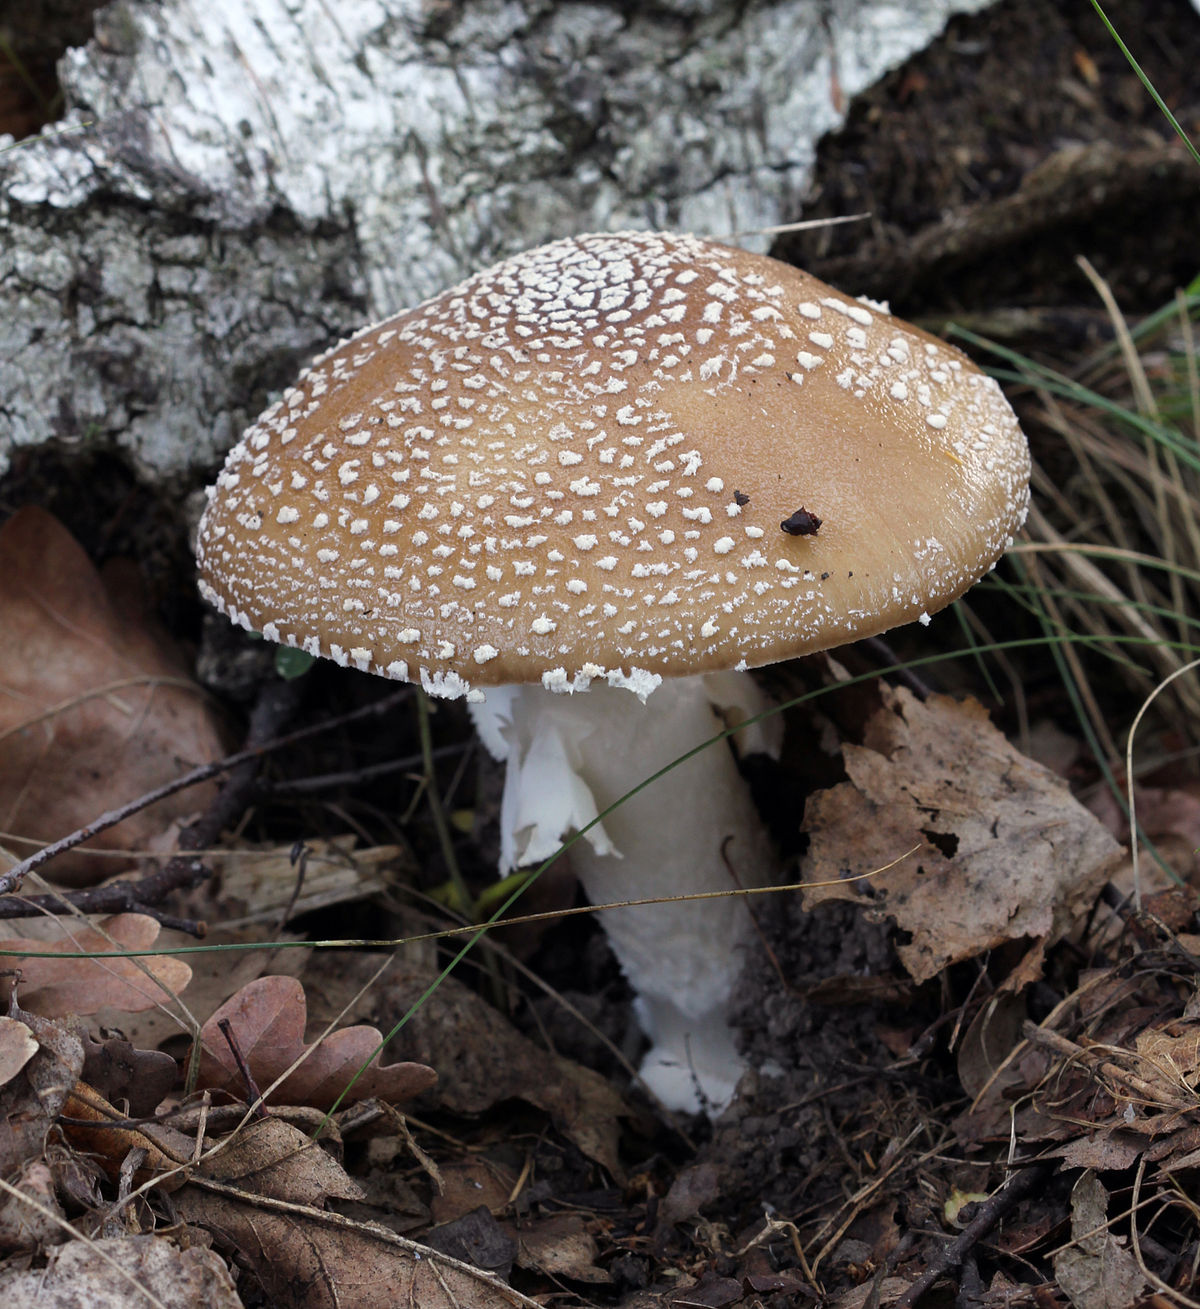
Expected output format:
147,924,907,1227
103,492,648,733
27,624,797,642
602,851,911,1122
470,674,779,1114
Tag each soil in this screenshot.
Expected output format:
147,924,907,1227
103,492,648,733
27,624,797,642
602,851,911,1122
3,0,1200,1305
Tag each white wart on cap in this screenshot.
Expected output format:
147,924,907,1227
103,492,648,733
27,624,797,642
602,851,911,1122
197,231,1030,700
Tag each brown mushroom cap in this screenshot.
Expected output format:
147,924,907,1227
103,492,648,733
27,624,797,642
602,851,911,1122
197,231,1030,699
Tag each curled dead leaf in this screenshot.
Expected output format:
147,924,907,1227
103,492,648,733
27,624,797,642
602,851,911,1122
0,1016,38,1088
0,1234,241,1307
197,975,436,1110
0,913,191,1017
802,688,1121,982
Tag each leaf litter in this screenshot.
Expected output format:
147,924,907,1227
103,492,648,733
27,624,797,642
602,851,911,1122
0,508,224,887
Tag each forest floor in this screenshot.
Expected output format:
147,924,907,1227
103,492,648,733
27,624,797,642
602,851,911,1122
2,1,1200,1306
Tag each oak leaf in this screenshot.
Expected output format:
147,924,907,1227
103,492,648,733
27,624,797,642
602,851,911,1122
197,975,436,1109
0,913,191,1017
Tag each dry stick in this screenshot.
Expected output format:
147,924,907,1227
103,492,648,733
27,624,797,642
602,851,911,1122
0,683,411,900
1022,1020,1195,1111
890,1163,1050,1309
217,1018,268,1119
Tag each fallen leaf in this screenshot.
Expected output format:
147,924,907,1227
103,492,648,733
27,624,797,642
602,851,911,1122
58,1081,195,1185
0,1016,38,1088
1135,1024,1200,1087
830,1276,912,1309
0,1009,82,1177
956,992,1027,1102
516,1213,610,1284
195,1116,363,1202
1090,780,1200,882
424,1205,516,1278
0,913,191,1017
661,1162,722,1226
802,688,1121,981
0,1233,240,1306
1053,1173,1148,1309
429,1159,517,1226
197,975,437,1109
1053,1131,1145,1172
0,1159,65,1253
0,507,224,885
667,1274,745,1307
175,1118,523,1309
89,926,305,1053
81,1033,177,1118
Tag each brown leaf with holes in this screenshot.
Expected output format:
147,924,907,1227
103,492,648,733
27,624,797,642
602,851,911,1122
0,913,191,1017
0,507,224,885
197,975,436,1109
802,687,1121,982
1053,1174,1148,1309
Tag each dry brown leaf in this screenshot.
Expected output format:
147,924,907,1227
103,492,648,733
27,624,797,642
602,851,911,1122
1090,781,1200,882
81,1033,177,1118
0,1233,240,1307
0,1010,82,1177
59,1080,196,1185
196,1116,363,1202
175,1118,525,1309
516,1213,610,1283
1053,1131,1145,1172
0,1017,38,1088
197,975,437,1109
956,992,1027,1102
1052,1173,1148,1309
90,927,305,1053
179,1186,522,1309
0,507,224,886
1134,1025,1200,1090
424,1206,516,1279
429,1159,518,1226
802,687,1121,982
0,1159,65,1254
0,913,191,1017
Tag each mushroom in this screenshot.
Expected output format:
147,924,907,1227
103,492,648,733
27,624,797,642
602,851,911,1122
196,231,1030,1114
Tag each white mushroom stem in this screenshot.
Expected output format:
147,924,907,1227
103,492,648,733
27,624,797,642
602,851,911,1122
469,672,780,1115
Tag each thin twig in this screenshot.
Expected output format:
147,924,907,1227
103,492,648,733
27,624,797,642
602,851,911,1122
217,1018,268,1119
890,1163,1050,1308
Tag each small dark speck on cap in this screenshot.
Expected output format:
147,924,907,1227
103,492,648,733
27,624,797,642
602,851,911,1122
734,490,750,506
